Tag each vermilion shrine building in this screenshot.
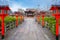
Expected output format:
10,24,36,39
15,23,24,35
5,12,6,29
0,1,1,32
25,9,36,17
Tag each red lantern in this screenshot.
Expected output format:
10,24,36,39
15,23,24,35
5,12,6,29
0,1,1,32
50,5,60,40
0,5,10,39
37,15,40,23
41,11,45,28
15,12,19,27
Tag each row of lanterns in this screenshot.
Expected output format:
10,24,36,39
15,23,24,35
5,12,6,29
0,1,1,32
37,5,60,40
0,5,24,39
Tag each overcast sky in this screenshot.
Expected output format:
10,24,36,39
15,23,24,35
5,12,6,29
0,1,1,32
0,0,60,12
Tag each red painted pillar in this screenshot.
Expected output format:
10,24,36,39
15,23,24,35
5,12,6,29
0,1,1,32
21,16,22,22
16,16,18,27
1,16,5,39
22,16,24,22
42,15,44,28
55,16,59,40
55,9,59,40
1,10,5,39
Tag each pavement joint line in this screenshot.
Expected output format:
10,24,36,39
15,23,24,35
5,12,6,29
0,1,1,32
39,26,50,40
44,34,50,40
8,25,22,39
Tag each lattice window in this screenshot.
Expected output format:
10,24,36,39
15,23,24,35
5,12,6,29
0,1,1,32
53,10,56,14
4,10,7,14
0,10,2,14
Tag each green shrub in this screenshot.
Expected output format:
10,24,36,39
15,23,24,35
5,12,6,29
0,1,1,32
40,16,56,35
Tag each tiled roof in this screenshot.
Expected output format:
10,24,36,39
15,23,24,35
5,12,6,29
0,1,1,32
50,5,60,10
0,5,10,10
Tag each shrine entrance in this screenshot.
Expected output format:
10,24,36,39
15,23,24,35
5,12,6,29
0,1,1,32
25,10,35,17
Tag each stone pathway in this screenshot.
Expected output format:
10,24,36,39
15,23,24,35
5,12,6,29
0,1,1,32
5,17,55,40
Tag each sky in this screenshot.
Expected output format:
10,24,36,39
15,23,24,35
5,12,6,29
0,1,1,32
0,0,60,12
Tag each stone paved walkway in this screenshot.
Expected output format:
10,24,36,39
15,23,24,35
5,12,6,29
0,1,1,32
5,17,55,40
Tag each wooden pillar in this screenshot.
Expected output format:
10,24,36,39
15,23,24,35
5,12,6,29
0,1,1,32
56,17,59,40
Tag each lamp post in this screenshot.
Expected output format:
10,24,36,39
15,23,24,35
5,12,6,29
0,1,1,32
0,5,10,39
41,12,45,28
37,14,40,24
50,5,60,40
20,15,23,23
15,13,18,27
54,9,60,40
